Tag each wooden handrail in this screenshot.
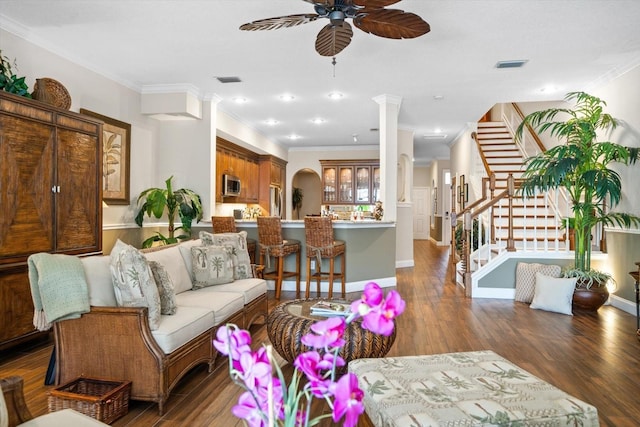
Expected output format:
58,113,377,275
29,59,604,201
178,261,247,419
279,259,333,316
471,131,493,176
512,103,547,153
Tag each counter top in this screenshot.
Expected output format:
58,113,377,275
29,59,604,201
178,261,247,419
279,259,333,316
232,219,395,229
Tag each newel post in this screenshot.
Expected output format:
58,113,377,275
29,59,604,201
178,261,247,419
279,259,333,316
506,174,516,252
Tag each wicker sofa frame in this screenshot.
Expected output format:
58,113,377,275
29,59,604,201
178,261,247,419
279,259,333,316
52,244,267,416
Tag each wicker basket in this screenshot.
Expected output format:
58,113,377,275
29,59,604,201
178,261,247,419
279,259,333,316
48,377,131,424
32,77,72,110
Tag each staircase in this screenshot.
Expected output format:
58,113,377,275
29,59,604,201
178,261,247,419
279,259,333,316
474,121,567,251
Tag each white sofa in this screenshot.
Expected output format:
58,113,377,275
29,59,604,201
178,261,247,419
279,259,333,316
52,238,267,415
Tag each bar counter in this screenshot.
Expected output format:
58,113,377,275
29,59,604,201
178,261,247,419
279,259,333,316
213,219,397,294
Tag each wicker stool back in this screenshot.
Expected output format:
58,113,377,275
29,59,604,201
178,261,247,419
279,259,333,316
257,217,301,299
304,216,346,299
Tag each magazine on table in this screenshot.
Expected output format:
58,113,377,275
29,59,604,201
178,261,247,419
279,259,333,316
310,301,352,317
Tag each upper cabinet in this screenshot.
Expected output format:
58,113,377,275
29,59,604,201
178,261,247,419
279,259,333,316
320,160,380,205
216,137,260,204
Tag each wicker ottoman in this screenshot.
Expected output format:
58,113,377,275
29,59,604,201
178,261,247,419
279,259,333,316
266,299,396,365
348,350,599,426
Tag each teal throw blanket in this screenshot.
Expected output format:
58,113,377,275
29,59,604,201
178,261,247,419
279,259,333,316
28,253,90,331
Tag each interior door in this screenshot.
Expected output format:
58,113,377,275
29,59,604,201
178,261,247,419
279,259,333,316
412,187,430,239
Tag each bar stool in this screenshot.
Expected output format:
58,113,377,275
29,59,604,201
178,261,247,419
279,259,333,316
211,216,257,264
257,217,301,299
304,216,346,299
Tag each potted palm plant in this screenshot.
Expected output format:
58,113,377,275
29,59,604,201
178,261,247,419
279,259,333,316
135,176,203,248
516,92,640,310
292,187,304,219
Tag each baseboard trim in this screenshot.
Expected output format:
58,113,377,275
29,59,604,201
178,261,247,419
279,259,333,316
396,259,415,268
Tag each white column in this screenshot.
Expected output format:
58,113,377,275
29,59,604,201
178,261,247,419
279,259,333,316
373,94,402,222
206,94,222,217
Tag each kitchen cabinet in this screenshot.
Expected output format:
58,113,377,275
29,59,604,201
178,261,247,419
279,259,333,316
320,160,380,205
216,138,259,203
0,91,103,349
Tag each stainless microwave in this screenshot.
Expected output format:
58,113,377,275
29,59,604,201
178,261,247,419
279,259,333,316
222,174,241,196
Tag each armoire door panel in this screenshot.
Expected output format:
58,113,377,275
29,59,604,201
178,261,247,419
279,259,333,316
0,114,55,259
56,128,100,252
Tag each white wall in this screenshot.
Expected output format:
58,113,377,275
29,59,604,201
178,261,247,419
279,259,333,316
592,65,640,215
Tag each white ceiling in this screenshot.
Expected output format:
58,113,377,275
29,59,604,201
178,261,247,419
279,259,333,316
2,0,640,165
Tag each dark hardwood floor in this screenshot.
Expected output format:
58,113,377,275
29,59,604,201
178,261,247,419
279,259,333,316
2,240,639,426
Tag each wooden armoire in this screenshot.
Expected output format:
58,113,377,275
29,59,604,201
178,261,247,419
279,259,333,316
0,91,103,350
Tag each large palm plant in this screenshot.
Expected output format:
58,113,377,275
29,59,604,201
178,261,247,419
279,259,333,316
135,176,203,248
516,92,640,276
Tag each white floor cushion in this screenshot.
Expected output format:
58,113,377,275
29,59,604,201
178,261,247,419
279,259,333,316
20,409,109,426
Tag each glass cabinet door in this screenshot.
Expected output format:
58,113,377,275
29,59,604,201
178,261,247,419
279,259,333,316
372,166,381,202
355,166,370,203
338,166,353,203
323,167,337,202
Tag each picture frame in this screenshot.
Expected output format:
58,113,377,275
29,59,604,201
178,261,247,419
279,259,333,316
80,109,131,205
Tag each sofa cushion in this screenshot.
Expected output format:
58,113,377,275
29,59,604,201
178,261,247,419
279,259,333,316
515,262,562,303
109,240,161,330
148,260,178,315
210,278,267,305
177,239,201,281
175,289,244,325
200,231,253,280
189,245,235,289
144,244,193,294
150,306,214,354
80,255,117,307
530,272,577,316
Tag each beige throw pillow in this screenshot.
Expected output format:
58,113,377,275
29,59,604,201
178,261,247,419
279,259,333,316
109,239,161,330
190,245,234,289
200,231,253,280
515,262,562,303
148,260,178,315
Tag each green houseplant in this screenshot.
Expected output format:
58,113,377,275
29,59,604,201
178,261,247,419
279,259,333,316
0,50,31,97
292,187,304,219
135,176,203,248
516,92,640,308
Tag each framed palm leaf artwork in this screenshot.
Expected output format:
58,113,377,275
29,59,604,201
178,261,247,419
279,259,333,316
80,109,131,204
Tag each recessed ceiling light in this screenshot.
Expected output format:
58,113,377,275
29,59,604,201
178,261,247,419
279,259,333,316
232,97,248,104
264,119,279,126
328,92,343,100
352,134,358,143
433,95,444,100
311,117,325,124
279,94,295,102
287,134,301,140
495,60,528,69
434,128,442,133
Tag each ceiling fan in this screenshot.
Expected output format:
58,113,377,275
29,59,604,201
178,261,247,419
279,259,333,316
239,0,430,57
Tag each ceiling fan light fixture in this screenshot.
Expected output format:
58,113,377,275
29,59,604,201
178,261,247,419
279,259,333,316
329,10,346,26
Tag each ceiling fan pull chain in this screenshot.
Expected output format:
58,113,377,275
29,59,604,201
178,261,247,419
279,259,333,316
332,56,337,77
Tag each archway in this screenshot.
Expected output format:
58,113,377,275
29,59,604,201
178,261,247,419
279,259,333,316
291,169,322,219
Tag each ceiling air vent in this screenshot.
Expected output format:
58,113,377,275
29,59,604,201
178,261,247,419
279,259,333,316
215,76,242,83
495,60,528,69
423,134,447,140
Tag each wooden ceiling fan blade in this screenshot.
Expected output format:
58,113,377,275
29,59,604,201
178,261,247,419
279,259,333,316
239,14,319,31
354,9,430,39
352,0,401,8
315,22,353,57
